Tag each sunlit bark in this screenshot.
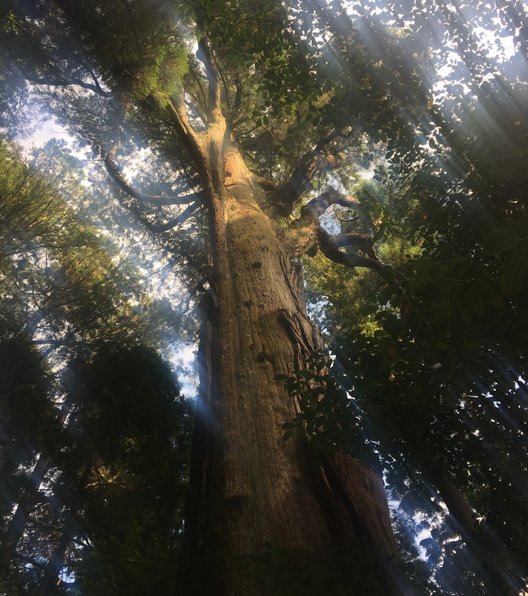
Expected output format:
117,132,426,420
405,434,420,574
181,120,399,593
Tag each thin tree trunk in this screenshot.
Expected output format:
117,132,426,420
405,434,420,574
0,454,50,576
41,522,73,596
433,469,520,595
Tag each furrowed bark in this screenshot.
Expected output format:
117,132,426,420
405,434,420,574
183,134,401,594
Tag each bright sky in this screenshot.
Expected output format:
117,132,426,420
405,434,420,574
16,100,200,397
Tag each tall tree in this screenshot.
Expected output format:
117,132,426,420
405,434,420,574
1,2,400,593
1,0,527,594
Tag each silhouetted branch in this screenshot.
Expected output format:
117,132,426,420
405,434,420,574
279,130,348,214
104,146,202,206
29,76,112,97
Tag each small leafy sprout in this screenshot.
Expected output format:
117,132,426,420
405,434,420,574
276,351,359,455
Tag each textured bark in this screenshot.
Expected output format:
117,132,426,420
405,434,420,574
322,454,398,558
184,141,400,595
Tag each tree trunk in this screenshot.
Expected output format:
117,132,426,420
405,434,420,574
0,453,50,577
183,144,401,595
41,522,73,596
432,469,520,595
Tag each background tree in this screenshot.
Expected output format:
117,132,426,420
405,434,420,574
0,142,191,595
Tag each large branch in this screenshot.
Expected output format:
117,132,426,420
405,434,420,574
283,188,385,274
111,189,201,235
138,189,203,208
301,187,361,218
333,232,375,248
164,91,219,191
104,146,202,206
29,75,112,97
196,35,224,117
317,228,384,272
302,188,377,243
188,59,209,115
166,91,205,154
150,201,201,232
278,129,349,215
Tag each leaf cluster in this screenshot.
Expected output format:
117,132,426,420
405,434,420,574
277,352,364,458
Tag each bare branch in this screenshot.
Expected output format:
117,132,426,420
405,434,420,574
233,76,243,116
283,186,386,274
333,232,374,248
149,201,201,232
167,91,202,143
188,61,210,117
105,146,203,234
301,188,360,218
132,191,201,207
81,63,113,97
163,92,210,174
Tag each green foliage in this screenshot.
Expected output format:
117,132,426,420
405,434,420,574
196,0,326,111
133,44,188,103
0,140,135,339
0,335,56,489
0,141,193,594
305,110,528,594
278,352,363,457
63,345,192,596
